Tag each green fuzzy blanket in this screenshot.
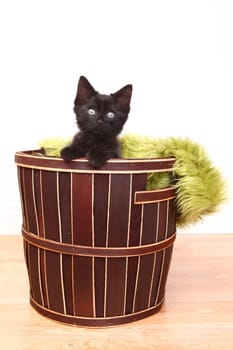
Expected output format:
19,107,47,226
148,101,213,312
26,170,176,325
39,135,227,228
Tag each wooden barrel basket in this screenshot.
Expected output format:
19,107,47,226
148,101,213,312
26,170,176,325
15,151,176,327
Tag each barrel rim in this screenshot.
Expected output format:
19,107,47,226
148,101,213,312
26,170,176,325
15,150,176,174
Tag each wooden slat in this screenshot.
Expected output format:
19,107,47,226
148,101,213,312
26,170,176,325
58,172,72,244
94,257,106,317
133,253,156,312
22,168,38,234
105,258,126,317
33,170,44,236
125,256,139,314
128,174,148,246
44,251,65,314
93,174,109,247
61,255,73,315
107,174,131,247
71,173,93,246
72,256,94,317
41,171,60,241
140,203,159,245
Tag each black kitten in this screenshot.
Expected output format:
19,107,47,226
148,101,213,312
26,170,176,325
61,76,132,169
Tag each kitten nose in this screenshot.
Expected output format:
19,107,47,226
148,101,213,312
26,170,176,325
98,119,103,124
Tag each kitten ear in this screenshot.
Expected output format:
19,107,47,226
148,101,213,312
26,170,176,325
74,76,97,106
112,84,133,112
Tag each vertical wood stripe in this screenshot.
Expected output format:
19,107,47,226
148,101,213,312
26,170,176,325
132,203,144,313
71,173,74,245
128,174,147,246
42,171,60,241
27,244,42,305
71,172,95,318
61,255,73,315
73,256,94,317
20,168,42,308
167,197,176,238
72,255,75,315
134,254,156,312
39,248,49,309
41,171,65,314
148,253,157,308
32,169,39,234
94,258,105,317
107,174,131,247
37,248,45,307
154,251,166,307
103,174,111,317
91,174,95,247
23,240,31,296
104,174,132,317
154,201,169,307
165,200,169,236
126,174,133,248
105,258,126,317
71,173,75,314
39,170,45,238
123,174,133,315
56,172,62,243
32,169,45,307
39,171,49,308
125,256,138,314
141,203,159,245
91,175,96,318
157,245,174,303
45,250,65,313
147,202,160,307
92,256,96,318
56,172,67,315
17,167,27,230
105,174,111,247
156,202,160,242
71,173,93,245
93,174,109,246
33,170,44,237
23,168,36,233
58,173,72,243
103,258,108,318
33,169,44,307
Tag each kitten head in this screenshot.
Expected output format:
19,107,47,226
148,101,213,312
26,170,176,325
73,76,132,136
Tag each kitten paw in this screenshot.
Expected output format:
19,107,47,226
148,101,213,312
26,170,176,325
89,157,107,169
60,147,76,161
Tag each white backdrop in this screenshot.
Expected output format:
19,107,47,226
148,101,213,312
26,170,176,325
0,0,232,234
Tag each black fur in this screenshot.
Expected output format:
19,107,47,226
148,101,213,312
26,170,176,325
61,76,132,169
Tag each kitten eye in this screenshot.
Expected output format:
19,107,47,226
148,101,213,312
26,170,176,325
107,111,115,119
88,108,96,116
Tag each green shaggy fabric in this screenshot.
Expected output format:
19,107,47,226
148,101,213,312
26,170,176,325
39,135,227,228
120,134,226,227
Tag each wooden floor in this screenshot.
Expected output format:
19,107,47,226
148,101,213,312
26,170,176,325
0,234,233,350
